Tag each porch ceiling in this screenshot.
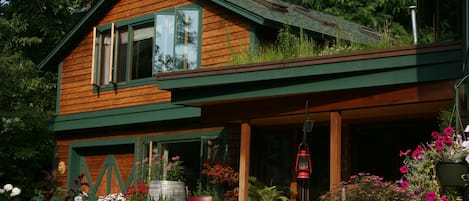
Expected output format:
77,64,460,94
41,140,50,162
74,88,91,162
249,100,453,127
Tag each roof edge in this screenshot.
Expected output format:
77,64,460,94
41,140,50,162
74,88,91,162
210,0,264,24
37,0,115,71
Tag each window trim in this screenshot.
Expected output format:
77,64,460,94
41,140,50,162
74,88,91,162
92,4,202,92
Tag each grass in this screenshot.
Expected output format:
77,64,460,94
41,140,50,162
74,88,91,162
228,24,414,66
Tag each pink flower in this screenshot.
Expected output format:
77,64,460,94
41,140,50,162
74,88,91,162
412,145,422,158
435,144,444,151
399,149,411,157
444,136,453,146
425,191,436,201
440,196,449,201
443,126,454,136
400,180,409,190
399,165,408,174
431,131,440,139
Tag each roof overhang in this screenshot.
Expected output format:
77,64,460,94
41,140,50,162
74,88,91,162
157,42,463,107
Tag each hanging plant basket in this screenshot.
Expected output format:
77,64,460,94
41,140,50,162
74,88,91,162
436,161,469,188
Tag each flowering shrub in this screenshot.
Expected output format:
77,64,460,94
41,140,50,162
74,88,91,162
319,173,411,201
137,154,184,182
201,160,239,200
125,182,149,201
399,126,469,200
201,160,238,187
0,184,21,200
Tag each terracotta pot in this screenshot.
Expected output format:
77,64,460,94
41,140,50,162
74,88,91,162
187,196,213,201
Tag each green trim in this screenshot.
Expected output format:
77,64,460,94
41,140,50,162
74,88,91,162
38,0,113,71
56,62,62,114
71,137,137,148
93,77,157,92
69,138,138,197
53,103,200,131
171,61,462,104
97,24,112,31
211,0,264,24
115,13,154,27
159,49,462,90
141,129,221,143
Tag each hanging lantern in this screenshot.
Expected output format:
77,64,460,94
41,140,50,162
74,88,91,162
296,142,312,179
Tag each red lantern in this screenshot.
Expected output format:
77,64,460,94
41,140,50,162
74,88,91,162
295,142,312,179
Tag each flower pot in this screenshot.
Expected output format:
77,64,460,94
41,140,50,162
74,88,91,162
148,180,187,201
436,161,469,187
188,196,213,201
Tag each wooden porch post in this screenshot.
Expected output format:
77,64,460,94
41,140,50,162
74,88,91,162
239,121,251,201
330,112,342,190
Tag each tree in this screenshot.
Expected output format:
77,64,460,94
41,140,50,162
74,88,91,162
0,0,89,199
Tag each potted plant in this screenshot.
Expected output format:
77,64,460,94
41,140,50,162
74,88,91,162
188,182,217,201
199,160,239,201
399,126,469,200
137,154,185,201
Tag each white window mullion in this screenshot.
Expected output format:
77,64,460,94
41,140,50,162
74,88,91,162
91,27,97,85
109,23,115,83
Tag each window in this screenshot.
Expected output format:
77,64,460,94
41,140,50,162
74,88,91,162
91,7,201,88
140,132,226,192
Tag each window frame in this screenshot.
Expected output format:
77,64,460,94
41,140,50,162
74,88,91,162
91,4,202,92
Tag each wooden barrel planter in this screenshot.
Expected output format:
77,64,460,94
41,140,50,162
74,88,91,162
148,180,187,201
436,161,469,187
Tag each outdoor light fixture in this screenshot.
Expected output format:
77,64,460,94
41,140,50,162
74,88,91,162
296,142,312,179
296,100,313,179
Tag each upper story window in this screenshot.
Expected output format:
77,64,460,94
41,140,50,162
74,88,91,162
91,5,201,88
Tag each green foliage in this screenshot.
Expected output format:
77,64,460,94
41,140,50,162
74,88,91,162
248,177,289,201
319,173,412,201
282,0,416,45
0,0,88,200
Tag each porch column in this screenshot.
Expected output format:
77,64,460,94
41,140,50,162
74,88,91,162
330,112,342,190
239,121,251,201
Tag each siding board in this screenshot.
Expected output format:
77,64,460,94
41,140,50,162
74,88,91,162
59,0,251,115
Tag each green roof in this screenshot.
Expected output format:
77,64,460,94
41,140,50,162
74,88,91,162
38,0,380,71
211,0,381,44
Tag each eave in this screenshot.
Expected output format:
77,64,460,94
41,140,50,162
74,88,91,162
157,42,463,106
52,103,200,132
37,0,116,72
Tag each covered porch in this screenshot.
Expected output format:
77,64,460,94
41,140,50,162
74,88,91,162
156,42,462,200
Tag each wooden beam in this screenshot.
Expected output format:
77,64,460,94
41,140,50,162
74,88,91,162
330,112,342,190
202,80,454,122
239,121,251,201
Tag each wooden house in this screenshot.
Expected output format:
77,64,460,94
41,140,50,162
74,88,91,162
39,0,467,200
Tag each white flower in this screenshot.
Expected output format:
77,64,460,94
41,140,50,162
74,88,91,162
10,187,20,197
466,154,469,164
3,184,13,192
74,196,83,201
462,141,469,151
0,189,4,194
82,191,88,197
